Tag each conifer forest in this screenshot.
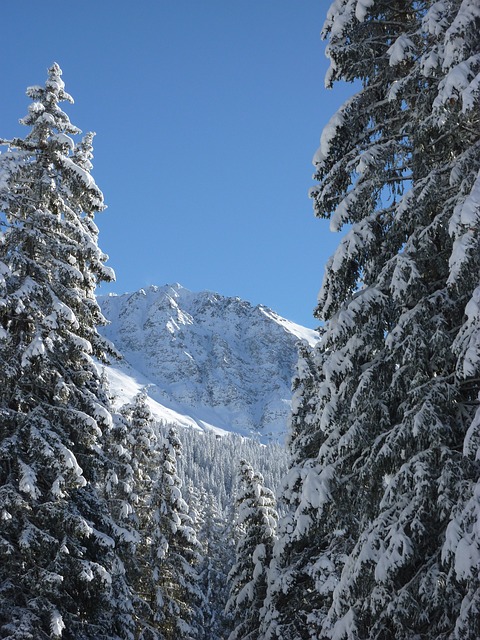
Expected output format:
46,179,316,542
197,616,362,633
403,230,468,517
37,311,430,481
0,1,479,639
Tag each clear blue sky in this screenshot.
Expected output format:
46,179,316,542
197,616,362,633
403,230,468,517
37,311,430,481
1,1,353,328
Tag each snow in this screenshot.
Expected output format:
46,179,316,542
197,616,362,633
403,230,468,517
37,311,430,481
79,563,95,582
98,263,115,281
331,607,357,640
61,446,86,485
98,284,318,442
355,0,374,22
447,171,480,285
25,85,44,98
50,132,74,150
313,109,345,165
58,155,97,190
72,410,101,437
421,49,441,77
390,255,422,300
451,169,480,229
52,299,79,327
324,0,354,40
461,70,480,112
423,2,449,37
35,113,55,126
102,361,205,431
91,527,115,550
387,35,415,66
463,397,480,457
448,231,476,285
51,475,66,498
355,147,379,175
443,0,480,69
28,101,45,115
433,56,480,112
21,335,46,368
259,307,318,346
374,527,413,583
330,220,376,268
301,465,334,511
50,611,65,638
68,333,92,353
454,536,480,580
91,402,113,428
18,460,40,499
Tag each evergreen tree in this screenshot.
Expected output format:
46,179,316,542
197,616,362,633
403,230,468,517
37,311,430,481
260,343,331,640
103,390,170,640
226,460,277,640
264,2,480,639
113,390,159,538
146,426,204,640
196,489,235,640
0,64,134,638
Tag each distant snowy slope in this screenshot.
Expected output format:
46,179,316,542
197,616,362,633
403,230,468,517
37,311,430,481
98,284,318,441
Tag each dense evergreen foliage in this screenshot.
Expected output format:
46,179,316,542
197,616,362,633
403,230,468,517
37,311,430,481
0,63,136,639
262,1,480,639
226,460,277,640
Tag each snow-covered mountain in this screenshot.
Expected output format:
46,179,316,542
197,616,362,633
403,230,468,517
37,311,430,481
98,284,318,441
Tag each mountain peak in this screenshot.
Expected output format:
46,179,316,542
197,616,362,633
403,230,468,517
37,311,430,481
98,285,318,441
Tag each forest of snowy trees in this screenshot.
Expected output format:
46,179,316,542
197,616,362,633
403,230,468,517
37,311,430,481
0,0,479,638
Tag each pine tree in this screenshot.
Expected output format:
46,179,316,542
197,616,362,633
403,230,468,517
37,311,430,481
107,390,158,541
226,460,278,640
195,489,235,640
146,426,204,640
264,2,480,639
103,390,176,640
260,343,332,640
0,64,134,638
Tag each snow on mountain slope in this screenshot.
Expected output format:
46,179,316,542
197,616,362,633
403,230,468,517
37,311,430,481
98,284,318,441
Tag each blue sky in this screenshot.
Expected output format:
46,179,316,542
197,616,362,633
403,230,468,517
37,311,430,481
2,1,353,328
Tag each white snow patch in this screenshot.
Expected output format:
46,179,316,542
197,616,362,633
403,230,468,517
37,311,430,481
50,133,74,150
387,35,415,66
21,335,45,368
18,460,40,499
50,610,65,638
258,307,319,346
355,0,374,22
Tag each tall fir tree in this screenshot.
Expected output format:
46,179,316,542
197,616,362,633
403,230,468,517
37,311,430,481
115,390,164,639
226,460,277,640
196,489,235,640
260,342,332,640
263,2,480,639
146,426,204,640
105,390,158,546
0,64,134,638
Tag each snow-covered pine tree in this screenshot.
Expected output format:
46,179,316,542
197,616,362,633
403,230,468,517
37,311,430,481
226,460,278,640
260,342,333,640
194,488,235,640
109,390,159,540
264,2,480,639
102,409,143,633
104,390,168,639
146,426,204,640
0,64,134,638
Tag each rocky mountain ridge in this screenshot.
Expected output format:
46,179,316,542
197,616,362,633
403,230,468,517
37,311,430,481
98,284,318,441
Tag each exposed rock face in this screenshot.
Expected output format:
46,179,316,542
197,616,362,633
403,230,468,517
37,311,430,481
98,284,318,440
